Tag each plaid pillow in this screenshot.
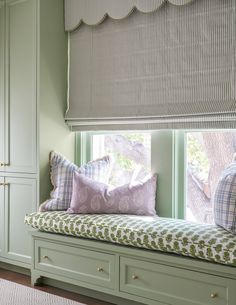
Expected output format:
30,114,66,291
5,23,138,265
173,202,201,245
214,160,236,234
39,152,112,211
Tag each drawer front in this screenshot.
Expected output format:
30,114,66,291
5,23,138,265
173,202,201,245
35,240,115,289
120,257,236,305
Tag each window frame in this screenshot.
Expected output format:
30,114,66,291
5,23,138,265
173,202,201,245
174,130,186,220
175,129,236,223
75,130,186,219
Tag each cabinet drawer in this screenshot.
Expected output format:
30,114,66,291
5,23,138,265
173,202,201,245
35,240,115,289
120,257,236,305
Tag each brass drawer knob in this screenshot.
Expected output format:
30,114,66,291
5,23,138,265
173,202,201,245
43,255,49,260
132,275,139,280
97,267,104,272
210,293,218,299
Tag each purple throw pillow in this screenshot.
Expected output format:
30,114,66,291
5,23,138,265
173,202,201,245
39,152,112,212
68,172,157,216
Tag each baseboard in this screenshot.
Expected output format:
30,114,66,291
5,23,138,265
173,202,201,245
43,277,143,305
0,261,30,276
0,260,141,304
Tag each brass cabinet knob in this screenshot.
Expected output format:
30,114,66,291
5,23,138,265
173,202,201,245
0,163,9,166
43,255,49,260
97,267,104,272
132,275,139,280
210,293,218,299
0,183,9,186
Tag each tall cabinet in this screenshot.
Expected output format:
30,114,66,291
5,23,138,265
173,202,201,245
0,0,74,269
0,0,5,259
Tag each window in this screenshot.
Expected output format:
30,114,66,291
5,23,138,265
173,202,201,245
185,131,236,224
77,130,174,217
91,133,151,186
76,130,236,223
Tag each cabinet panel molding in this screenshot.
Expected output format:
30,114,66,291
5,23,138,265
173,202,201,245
4,177,37,264
0,2,5,169
120,256,234,305
0,177,4,255
36,240,116,289
5,0,37,174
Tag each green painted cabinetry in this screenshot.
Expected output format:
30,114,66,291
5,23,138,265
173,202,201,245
120,257,235,305
5,177,37,264
0,0,38,269
0,1,5,166
0,179,4,257
0,0,74,268
31,231,236,305
0,0,37,174
5,0,37,174
0,176,37,267
36,240,116,289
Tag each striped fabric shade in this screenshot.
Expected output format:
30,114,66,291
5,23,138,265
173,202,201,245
65,0,236,131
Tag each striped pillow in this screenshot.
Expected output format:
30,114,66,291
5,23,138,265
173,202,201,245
214,158,236,234
39,152,112,211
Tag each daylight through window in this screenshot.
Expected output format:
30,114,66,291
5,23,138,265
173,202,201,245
91,133,151,186
185,131,236,224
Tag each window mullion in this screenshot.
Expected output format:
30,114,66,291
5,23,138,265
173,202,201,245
173,130,186,220
151,130,174,218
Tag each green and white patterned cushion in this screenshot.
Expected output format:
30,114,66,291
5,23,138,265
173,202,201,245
25,212,236,267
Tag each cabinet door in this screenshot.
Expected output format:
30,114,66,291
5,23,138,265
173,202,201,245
5,0,37,173
0,1,5,169
4,177,37,264
0,177,4,256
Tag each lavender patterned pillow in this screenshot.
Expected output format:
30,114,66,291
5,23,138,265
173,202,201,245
39,152,112,212
68,172,157,216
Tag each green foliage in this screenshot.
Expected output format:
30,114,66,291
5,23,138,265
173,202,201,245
102,133,151,185
187,133,209,179
110,133,150,171
108,151,136,171
125,133,150,147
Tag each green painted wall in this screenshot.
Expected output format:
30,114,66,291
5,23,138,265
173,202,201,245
38,0,74,203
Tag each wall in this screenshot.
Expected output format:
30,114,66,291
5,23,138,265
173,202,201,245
39,0,75,203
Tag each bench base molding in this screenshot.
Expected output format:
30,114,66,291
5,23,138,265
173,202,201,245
31,230,236,305
32,274,143,305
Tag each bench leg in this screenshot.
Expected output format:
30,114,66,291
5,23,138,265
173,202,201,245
31,271,42,286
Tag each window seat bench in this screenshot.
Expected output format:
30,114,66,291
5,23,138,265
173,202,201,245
25,212,236,267
25,212,236,305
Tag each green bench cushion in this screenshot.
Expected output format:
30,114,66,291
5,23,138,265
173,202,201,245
25,212,236,267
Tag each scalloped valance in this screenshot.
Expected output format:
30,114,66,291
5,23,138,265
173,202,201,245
65,0,195,31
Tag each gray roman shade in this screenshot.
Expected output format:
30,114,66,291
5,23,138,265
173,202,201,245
65,0,236,131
